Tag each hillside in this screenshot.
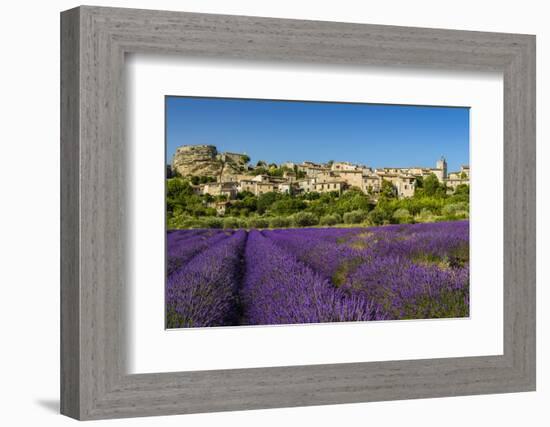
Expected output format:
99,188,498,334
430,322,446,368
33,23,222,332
171,145,249,179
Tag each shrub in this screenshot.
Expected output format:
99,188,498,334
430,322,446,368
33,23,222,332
248,217,270,229
319,213,342,226
367,208,390,226
167,214,203,229
166,178,192,199
442,202,469,217
455,210,469,219
416,208,435,222
392,208,414,224
182,219,203,229
269,216,292,228
202,217,223,229
343,210,367,224
292,212,319,227
223,217,246,229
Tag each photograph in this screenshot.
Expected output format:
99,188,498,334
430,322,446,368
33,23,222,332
164,96,471,328
52,4,537,421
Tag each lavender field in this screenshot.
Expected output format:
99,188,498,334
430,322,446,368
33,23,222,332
166,221,469,328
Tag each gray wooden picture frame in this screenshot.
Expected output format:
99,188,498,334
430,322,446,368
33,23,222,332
60,5,536,420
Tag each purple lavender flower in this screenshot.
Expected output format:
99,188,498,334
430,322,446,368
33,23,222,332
165,221,469,327
166,230,247,328
240,230,383,325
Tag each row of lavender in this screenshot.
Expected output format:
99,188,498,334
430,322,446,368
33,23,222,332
166,221,469,328
262,221,469,320
166,229,247,327
241,230,383,324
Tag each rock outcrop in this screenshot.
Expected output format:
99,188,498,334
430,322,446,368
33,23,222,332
171,145,249,179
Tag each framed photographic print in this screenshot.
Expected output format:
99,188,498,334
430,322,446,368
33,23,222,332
61,6,536,420
164,97,471,328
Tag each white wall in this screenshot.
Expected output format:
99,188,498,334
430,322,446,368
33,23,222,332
0,0,546,425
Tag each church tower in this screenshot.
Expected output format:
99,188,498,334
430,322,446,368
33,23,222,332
436,156,447,179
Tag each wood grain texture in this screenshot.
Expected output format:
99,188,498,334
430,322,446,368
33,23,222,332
60,7,80,419
60,5,536,420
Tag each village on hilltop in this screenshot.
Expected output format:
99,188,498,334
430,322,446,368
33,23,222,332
169,144,469,214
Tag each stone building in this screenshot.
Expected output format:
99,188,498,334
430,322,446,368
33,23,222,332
376,157,448,183
207,201,230,215
282,170,296,181
278,183,293,194
235,179,278,196
236,179,258,194
435,156,448,181
448,165,470,180
171,145,469,202
312,179,346,194
200,182,238,199
297,162,331,177
332,170,364,189
362,174,381,194
376,173,416,198
446,165,470,191
251,174,270,183
445,177,467,191
255,182,278,195
331,161,360,172
295,178,316,193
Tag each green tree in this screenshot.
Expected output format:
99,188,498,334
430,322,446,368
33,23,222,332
257,192,281,214
447,184,469,204
379,179,396,200
393,208,413,224
253,166,268,175
267,167,284,177
249,217,270,228
442,202,469,218
236,190,254,200
223,217,246,229
416,208,434,222
270,197,306,215
343,210,367,224
228,194,257,215
292,212,319,227
423,174,446,197
320,213,341,226
334,188,372,214
303,191,321,201
269,216,292,228
166,178,193,198
454,184,469,196
203,217,223,228
367,207,392,225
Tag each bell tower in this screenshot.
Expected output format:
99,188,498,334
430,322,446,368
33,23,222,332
436,156,447,179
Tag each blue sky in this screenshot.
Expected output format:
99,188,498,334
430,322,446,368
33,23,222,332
166,96,469,173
